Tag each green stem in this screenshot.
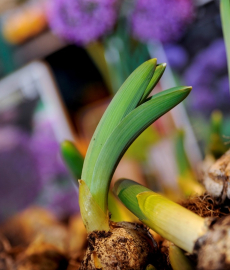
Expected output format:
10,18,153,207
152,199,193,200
114,179,207,253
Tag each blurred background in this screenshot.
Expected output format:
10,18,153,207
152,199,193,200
0,0,229,222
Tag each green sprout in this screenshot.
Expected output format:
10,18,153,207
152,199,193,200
114,178,230,269
79,59,191,232
114,179,205,253
62,59,192,269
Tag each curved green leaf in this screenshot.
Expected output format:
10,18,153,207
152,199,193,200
82,59,157,187
91,86,191,212
139,63,166,104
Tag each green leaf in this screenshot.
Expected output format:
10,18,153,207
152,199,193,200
61,140,84,181
139,63,166,104
91,86,191,212
82,59,157,188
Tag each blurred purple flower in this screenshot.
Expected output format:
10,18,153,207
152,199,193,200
30,119,79,218
201,39,227,71
37,181,79,219
131,0,194,44
189,87,216,112
184,39,230,114
164,44,188,70
47,0,119,45
0,120,76,221
0,127,41,221
217,76,230,103
30,119,68,185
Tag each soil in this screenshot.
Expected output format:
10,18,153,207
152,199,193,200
0,207,87,270
0,208,172,270
1,193,230,270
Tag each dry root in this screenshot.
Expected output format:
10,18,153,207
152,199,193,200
80,221,158,270
180,193,230,218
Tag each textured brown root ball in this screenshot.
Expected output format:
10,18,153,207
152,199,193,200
80,221,157,270
194,215,230,270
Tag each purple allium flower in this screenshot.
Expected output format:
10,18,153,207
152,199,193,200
47,0,119,45
131,0,194,44
184,39,230,114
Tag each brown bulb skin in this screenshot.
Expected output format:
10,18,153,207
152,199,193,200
80,221,157,270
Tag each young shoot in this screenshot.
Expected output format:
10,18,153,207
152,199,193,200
65,59,192,269
114,178,230,269
82,85,191,226
79,58,191,232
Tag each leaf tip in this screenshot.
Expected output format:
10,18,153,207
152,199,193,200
180,86,192,96
147,58,157,66
61,139,70,147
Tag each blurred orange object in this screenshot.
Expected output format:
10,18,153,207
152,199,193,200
2,4,47,44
